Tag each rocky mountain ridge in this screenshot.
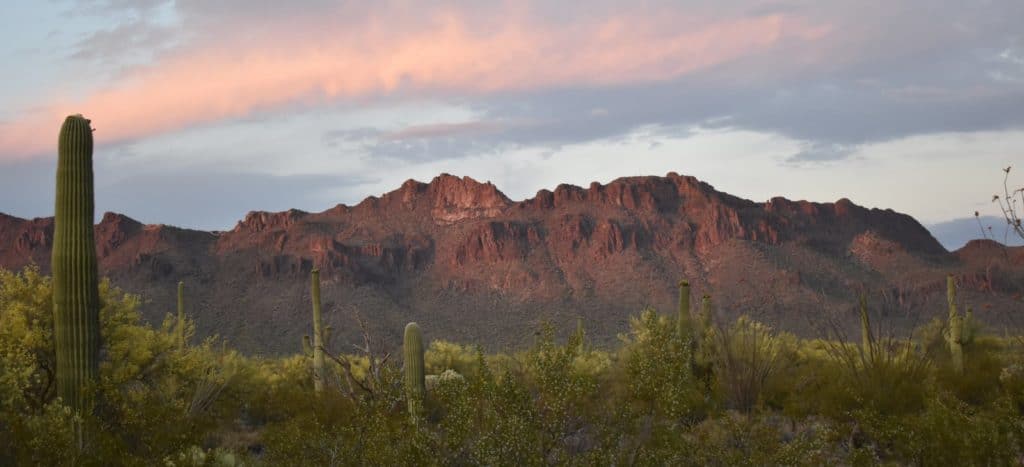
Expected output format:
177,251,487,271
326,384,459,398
2,172,1021,354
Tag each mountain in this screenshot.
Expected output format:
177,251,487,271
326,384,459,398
927,215,1024,251
2,172,1022,354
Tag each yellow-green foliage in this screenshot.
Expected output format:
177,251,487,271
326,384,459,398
617,308,704,420
853,392,1024,465
3,266,1024,465
0,267,250,464
424,340,478,375
712,316,791,413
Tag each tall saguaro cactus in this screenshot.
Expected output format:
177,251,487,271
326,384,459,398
311,269,326,393
859,294,874,361
52,114,101,414
947,274,964,374
696,296,714,362
404,322,426,420
677,280,691,342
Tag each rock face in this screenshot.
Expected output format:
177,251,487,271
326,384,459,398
1,172,1021,354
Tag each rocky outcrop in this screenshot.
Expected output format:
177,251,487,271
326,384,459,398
1,172,1019,354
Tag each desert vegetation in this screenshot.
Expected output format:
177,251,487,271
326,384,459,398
2,263,1024,465
2,116,1023,466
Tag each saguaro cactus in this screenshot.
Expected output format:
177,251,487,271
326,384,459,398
859,294,874,361
963,306,976,345
677,280,691,342
177,281,186,351
697,296,714,361
52,114,101,414
311,269,326,393
947,274,964,374
301,335,312,356
574,317,586,354
404,322,426,419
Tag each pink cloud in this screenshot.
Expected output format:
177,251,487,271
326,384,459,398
0,6,829,160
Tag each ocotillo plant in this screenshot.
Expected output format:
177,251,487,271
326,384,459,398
677,280,691,342
311,269,326,393
947,274,964,374
177,281,186,351
52,114,101,414
404,322,426,420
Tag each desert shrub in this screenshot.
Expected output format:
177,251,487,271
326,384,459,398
4,265,1024,465
424,340,479,376
617,308,704,421
259,358,441,465
854,392,1024,465
687,413,841,466
821,322,932,417
0,267,245,463
934,335,1007,405
713,316,790,413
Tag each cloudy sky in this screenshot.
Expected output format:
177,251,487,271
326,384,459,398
1,1,1022,249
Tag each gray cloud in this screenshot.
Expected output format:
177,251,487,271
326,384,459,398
785,142,859,164
63,0,171,16
322,120,520,162
70,19,176,63
44,0,1024,167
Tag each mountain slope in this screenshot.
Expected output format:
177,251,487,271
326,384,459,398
2,172,1021,354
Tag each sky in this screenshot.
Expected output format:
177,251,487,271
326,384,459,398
1,1,1022,250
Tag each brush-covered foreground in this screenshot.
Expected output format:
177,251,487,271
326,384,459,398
1,266,1023,466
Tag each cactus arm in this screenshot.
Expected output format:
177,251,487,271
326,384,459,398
963,306,975,345
699,294,713,341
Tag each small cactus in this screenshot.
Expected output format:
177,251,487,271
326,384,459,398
700,295,712,332
301,335,312,356
404,322,426,420
963,306,976,345
311,269,326,393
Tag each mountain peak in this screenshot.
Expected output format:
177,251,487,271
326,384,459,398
2,171,1011,355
